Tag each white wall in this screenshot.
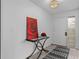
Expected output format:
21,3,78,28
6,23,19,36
1,0,54,59
52,9,79,48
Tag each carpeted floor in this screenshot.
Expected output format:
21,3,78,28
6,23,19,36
43,46,70,59
29,44,79,59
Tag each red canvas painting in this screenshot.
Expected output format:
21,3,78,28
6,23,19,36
26,17,38,41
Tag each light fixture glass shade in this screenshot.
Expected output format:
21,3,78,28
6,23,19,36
50,0,59,8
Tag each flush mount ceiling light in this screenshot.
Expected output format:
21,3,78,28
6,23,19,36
50,0,59,8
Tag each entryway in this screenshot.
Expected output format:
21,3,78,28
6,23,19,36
66,16,76,48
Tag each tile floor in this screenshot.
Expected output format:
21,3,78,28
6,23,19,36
29,44,79,59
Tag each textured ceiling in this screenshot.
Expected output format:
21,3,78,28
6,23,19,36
30,0,79,14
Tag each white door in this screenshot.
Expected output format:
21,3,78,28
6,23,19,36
66,16,76,48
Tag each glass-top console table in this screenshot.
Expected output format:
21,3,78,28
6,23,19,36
26,36,49,59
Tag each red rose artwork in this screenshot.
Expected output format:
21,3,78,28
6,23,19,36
26,17,38,41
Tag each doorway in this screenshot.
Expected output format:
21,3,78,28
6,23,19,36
66,16,76,48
